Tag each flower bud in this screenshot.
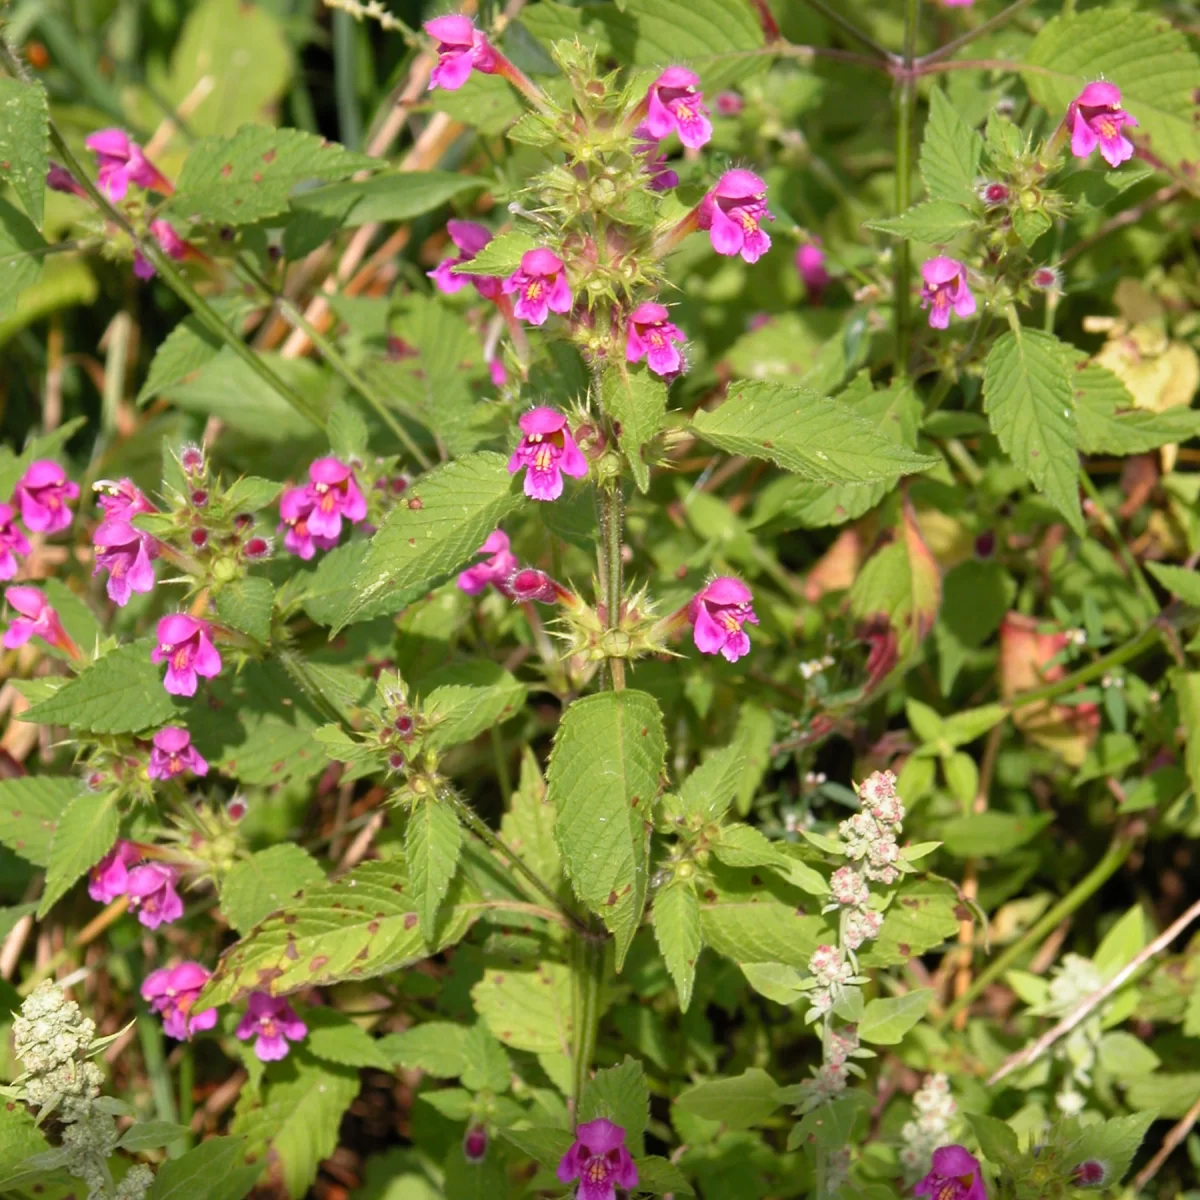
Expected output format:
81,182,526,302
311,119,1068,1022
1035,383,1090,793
463,1125,489,1163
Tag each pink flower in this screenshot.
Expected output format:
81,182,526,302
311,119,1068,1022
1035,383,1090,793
458,530,519,595
46,163,88,198
716,91,744,116
689,576,759,662
141,962,218,1041
84,129,171,202
941,0,974,7
796,243,831,300
92,518,156,607
0,504,30,580
502,249,573,326
488,356,508,387
920,257,976,329
507,567,558,604
152,613,222,697
88,841,140,903
428,220,500,299
133,219,192,281
305,457,368,542
507,407,588,501
126,862,184,929
148,726,208,781
3,587,71,653
1070,81,1138,168
915,1146,987,1200
277,486,337,560
633,126,679,192
425,14,497,91
698,170,773,263
556,1118,638,1200
626,302,686,377
95,478,153,521
235,992,307,1062
645,67,712,150
13,460,79,534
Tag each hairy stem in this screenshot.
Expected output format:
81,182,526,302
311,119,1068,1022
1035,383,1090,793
597,481,627,691
893,0,921,378
571,931,606,1119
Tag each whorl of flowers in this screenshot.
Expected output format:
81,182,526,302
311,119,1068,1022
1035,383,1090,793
900,1073,960,1181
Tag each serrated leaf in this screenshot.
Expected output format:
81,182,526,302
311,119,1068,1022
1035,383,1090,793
201,859,481,1007
169,126,379,226
302,1007,391,1069
460,1022,511,1092
920,88,984,204
866,200,976,243
422,663,526,751
983,327,1082,532
1066,1111,1155,1186
859,879,961,968
499,747,561,893
678,738,745,822
690,380,937,484
405,797,463,940
214,576,275,643
471,964,573,1057
38,789,120,917
0,196,46,318
335,452,523,629
499,1126,575,1169
379,1022,469,1076
580,1058,648,1156
634,1156,695,1196
453,231,539,277
942,704,1008,746
601,365,667,493
1147,562,1200,606
220,845,326,935
0,1090,65,1193
327,398,369,461
0,776,81,866
0,78,49,230
651,881,701,1012
1072,361,1200,454
711,824,787,870
149,1134,258,1200
940,811,1054,858
674,1068,782,1130
548,690,665,969
291,171,486,226
964,1112,1020,1167
223,476,283,513
857,989,933,1044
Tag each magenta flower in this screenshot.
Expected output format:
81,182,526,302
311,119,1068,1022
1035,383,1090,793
96,478,153,521
305,457,368,542
488,356,508,387
633,129,679,192
133,219,192,281
13,460,79,534
126,862,184,929
463,1126,489,1164
148,726,209,781
796,243,831,300
915,1145,987,1200
0,504,30,580
458,530,519,595
152,613,222,697
141,962,218,1041
1070,81,1137,168
46,163,88,199
3,587,71,653
626,302,686,377
84,129,171,202
277,486,337,560
716,91,744,116
235,992,308,1062
92,518,156,607
425,14,497,91
556,1118,638,1200
502,249,573,326
645,67,712,150
689,577,759,663
507,567,559,604
920,257,976,330
88,841,140,903
698,170,773,263
941,0,974,7
507,407,588,501
428,220,501,299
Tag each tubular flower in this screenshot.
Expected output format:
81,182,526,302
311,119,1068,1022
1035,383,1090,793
3,587,72,653
235,993,308,1061
428,220,501,299
556,1118,638,1200
458,530,519,595
152,614,222,697
698,170,773,263
96,478,153,521
920,257,976,329
0,504,31,580
645,66,713,150
305,457,368,541
633,126,680,192
46,163,89,198
425,15,497,91
84,129,171,201
914,1145,988,1200
141,963,218,1041
507,568,559,604
125,863,184,929
92,518,157,607
1070,81,1137,168
133,220,193,281
13,460,79,534
689,576,759,662
797,242,831,300
148,727,209,781
88,842,140,903
626,302,687,377
507,407,588,501
502,249,573,326
278,486,338,560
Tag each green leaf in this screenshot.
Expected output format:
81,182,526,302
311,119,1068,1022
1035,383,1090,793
453,231,539,277
220,845,327,935
963,1112,1020,1167
0,196,46,318
42,579,102,652
580,1058,649,1156
674,1068,782,1130
214,576,275,644
22,639,182,733
942,704,1009,746
1073,361,1200,454
149,1135,259,1200
37,790,120,917
0,78,49,230
920,88,984,205
499,747,562,893
866,200,976,243
460,1022,511,1093
223,476,283,513
651,881,701,1012
857,989,933,1044
499,1126,575,1170
302,1007,392,1070
711,824,787,870
859,879,961,968
632,1156,695,1196
380,1022,469,1076
601,365,667,493
334,452,523,630
1066,1111,1156,1185
136,296,257,405
678,738,746,822
230,1055,360,1200
405,797,463,940
292,171,486,226
422,663,526,751
471,964,574,1057
983,327,1082,532
1170,671,1200,802
201,859,481,1007
690,380,937,484
118,1121,192,1151
940,811,1053,858
170,126,378,226
0,1094,66,1193
0,776,81,867
0,903,36,940
1147,562,1200,606
327,398,369,462
548,690,666,969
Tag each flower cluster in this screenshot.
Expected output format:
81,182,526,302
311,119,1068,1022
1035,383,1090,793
837,768,906,891
0,458,79,593
900,1073,960,1180
278,456,368,559
88,841,185,930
